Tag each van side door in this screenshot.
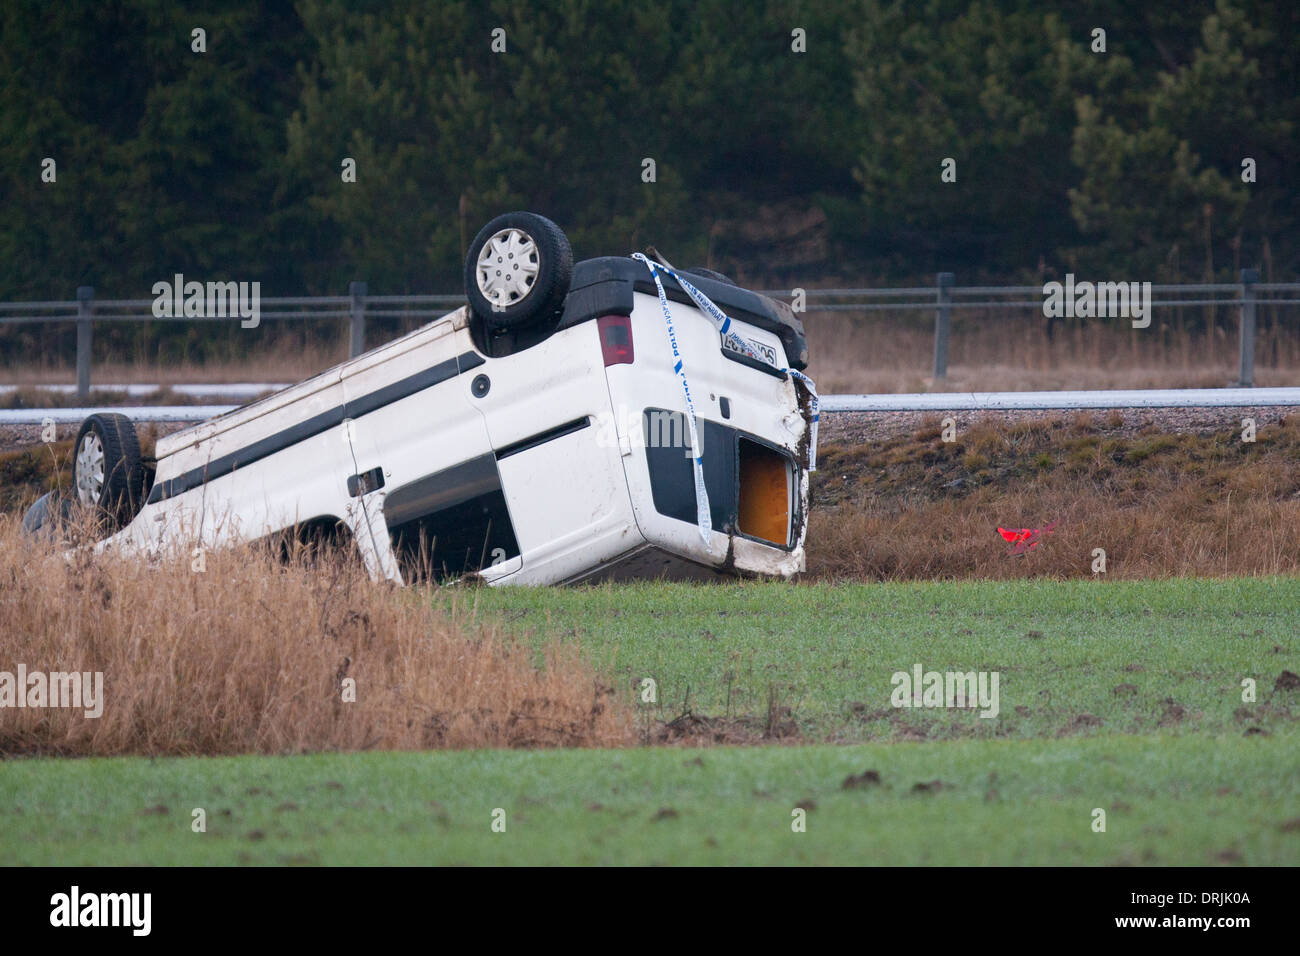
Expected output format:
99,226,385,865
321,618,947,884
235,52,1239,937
340,318,523,582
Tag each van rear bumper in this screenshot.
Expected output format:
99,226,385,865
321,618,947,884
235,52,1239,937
556,256,809,370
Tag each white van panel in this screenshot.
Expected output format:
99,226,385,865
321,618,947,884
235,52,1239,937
466,321,636,582
494,425,641,581
105,377,356,558
603,291,807,574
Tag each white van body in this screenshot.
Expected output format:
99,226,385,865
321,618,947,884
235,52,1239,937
98,258,814,585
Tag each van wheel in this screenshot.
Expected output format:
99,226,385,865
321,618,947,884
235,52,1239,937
73,412,145,529
685,267,736,286
465,212,572,333
21,491,75,542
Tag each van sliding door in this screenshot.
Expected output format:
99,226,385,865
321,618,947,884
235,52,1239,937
339,323,523,582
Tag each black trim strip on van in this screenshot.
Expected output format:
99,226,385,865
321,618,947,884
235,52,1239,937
384,454,501,527
147,350,486,503
494,416,591,461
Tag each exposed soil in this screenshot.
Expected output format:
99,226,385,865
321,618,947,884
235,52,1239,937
808,409,1300,579
818,405,1294,447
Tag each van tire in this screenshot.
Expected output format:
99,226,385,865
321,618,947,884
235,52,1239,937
73,412,146,529
685,267,736,286
465,212,572,334
21,490,75,542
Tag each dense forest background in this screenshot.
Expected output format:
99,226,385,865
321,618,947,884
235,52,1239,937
1,0,1296,304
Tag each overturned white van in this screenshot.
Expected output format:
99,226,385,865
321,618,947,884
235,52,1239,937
47,212,817,585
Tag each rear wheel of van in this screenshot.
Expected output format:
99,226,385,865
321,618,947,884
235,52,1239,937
465,211,572,334
21,490,75,542
73,412,146,530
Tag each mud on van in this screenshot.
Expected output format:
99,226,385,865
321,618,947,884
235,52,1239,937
37,212,817,586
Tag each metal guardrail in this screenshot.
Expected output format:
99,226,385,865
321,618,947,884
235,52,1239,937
0,282,465,399
821,387,1300,412
2,272,1297,398
9,386,1300,426
757,270,1299,389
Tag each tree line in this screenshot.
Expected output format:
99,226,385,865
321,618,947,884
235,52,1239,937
1,0,1294,303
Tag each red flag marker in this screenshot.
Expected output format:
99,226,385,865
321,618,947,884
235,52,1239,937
997,521,1057,554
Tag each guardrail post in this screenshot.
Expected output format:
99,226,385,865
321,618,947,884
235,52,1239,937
933,272,953,381
349,281,367,358
1238,268,1259,388
76,286,94,400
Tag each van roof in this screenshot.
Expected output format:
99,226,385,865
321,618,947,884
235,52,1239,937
557,257,808,369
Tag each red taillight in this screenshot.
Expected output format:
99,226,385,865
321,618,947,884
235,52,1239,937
598,314,634,366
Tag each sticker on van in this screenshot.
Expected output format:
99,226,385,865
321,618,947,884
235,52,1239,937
722,333,778,368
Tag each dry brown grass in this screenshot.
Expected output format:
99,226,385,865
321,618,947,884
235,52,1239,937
0,386,236,409
0,430,166,513
805,309,1300,393
0,352,337,387
808,413,1300,579
0,327,345,386
0,516,633,756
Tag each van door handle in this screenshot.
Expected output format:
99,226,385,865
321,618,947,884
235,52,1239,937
347,466,386,497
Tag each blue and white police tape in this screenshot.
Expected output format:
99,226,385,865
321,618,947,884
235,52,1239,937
632,254,713,545
632,254,820,471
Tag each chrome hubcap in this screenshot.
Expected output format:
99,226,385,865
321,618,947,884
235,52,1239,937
75,432,106,506
475,228,539,307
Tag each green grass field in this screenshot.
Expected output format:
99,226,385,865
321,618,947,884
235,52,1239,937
3,578,1298,865
2,738,1297,865
462,577,1300,743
